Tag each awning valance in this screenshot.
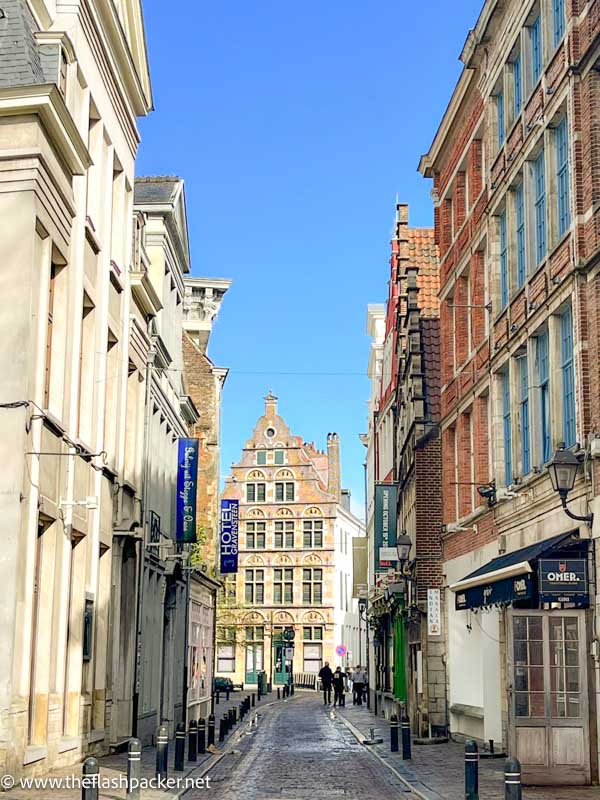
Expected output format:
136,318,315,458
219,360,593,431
450,532,580,611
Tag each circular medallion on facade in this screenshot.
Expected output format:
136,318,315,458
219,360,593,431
265,427,276,438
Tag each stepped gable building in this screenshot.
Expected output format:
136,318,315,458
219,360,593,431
218,394,364,688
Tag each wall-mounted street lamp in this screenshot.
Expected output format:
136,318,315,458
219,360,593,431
548,443,594,526
395,533,412,569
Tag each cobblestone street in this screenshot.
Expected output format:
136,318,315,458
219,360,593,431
192,693,413,800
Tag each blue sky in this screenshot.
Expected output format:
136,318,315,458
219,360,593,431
137,0,483,519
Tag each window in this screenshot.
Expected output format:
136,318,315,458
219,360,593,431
245,569,264,604
303,626,323,641
531,16,542,85
246,521,266,550
273,568,294,604
536,331,552,463
44,263,58,407
303,519,324,548
497,91,505,147
83,599,94,662
514,55,522,117
556,117,570,238
520,356,531,475
303,629,323,673
553,0,566,47
256,450,267,466
302,568,323,604
561,307,576,447
534,151,547,265
515,183,526,286
217,627,236,673
246,483,266,503
502,370,512,485
275,520,294,548
275,482,294,502
274,450,285,465
500,211,508,308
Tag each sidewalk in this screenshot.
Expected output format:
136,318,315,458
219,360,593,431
335,703,600,800
5,689,281,800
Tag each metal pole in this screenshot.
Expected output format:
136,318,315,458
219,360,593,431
156,724,168,782
401,712,412,760
126,738,141,800
390,714,399,752
208,713,215,747
252,692,256,707
465,739,479,800
174,722,185,771
219,717,226,742
188,719,197,761
81,757,99,800
504,757,522,800
197,718,206,755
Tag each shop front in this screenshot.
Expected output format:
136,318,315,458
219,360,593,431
451,531,594,786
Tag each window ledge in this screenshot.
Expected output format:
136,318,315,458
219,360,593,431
87,730,105,745
23,745,47,765
58,735,80,753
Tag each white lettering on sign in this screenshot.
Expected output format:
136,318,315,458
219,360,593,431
427,589,441,636
546,572,578,582
514,578,527,594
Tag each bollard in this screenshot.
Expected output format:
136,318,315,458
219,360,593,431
277,687,281,700
239,702,244,721
208,713,215,747
465,739,479,800
291,683,295,695
174,722,185,772
226,688,230,701
156,724,169,781
82,756,99,800
215,690,220,705
252,692,256,707
198,718,206,755
126,738,142,800
232,706,238,725
390,714,399,752
219,717,226,743
401,712,412,760
188,720,197,762
504,757,522,800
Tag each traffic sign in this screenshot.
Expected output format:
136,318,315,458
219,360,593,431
336,644,347,657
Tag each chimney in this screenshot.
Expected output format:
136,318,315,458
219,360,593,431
265,391,278,419
327,433,341,502
341,489,351,512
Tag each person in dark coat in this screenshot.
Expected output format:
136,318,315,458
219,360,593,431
332,666,347,707
319,662,334,705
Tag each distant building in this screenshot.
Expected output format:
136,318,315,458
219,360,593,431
218,394,364,688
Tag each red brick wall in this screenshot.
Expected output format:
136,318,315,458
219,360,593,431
415,436,443,602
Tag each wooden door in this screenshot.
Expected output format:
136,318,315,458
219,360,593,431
509,611,590,785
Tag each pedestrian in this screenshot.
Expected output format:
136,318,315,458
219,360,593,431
352,665,367,706
332,666,346,707
319,662,333,705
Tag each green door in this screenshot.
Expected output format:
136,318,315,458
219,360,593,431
273,642,287,685
245,644,263,684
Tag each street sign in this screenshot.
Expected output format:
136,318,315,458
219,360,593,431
220,499,239,574
176,438,199,543
285,646,294,660
336,644,347,657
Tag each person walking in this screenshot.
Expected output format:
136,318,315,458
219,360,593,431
352,665,367,706
319,662,333,705
332,666,346,707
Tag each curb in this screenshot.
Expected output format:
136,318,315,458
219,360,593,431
333,711,443,800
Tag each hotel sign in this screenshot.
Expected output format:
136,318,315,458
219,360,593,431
374,483,398,572
220,499,239,574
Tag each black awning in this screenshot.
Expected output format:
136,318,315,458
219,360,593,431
451,531,585,611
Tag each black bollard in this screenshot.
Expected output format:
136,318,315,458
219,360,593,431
504,757,522,800
291,683,295,696
82,756,99,800
156,724,169,781
198,718,206,755
252,692,256,707
208,713,215,747
219,717,226,743
401,713,412,760
174,722,185,771
390,714,399,752
232,706,238,725
226,688,230,701
277,687,281,700
188,719,197,762
465,739,479,800
239,702,244,721
126,738,141,800
215,690,220,705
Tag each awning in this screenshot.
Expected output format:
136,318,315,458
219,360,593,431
450,532,577,611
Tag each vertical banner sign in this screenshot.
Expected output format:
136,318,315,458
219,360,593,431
374,483,398,572
176,438,199,543
427,589,442,636
220,499,239,574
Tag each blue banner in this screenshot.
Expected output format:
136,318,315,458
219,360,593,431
176,438,199,543
220,499,239,574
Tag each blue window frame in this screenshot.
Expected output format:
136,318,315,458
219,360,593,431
502,370,512,486
531,16,542,85
520,356,531,476
497,92,505,147
556,117,571,238
561,306,576,447
537,331,551,463
514,55,522,117
500,211,508,308
516,183,526,287
534,150,547,265
553,0,566,47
